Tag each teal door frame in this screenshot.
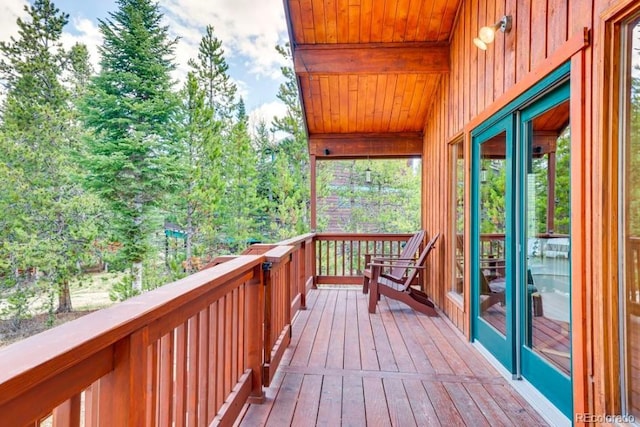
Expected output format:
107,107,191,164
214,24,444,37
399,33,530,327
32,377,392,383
518,81,572,417
471,62,573,418
471,115,516,372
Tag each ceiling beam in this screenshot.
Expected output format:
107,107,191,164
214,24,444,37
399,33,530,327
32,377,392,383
309,133,423,159
294,43,449,75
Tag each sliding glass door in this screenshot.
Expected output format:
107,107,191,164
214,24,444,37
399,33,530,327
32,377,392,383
472,66,572,417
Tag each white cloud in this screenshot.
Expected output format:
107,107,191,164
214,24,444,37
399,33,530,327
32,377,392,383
60,18,103,71
160,0,289,79
0,0,27,47
248,100,288,137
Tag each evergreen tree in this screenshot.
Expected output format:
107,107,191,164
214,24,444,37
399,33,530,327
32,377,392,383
82,0,180,291
0,0,100,316
269,44,311,238
172,71,222,272
188,25,237,123
219,99,262,251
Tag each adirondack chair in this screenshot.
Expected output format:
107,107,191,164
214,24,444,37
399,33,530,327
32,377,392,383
362,230,426,294
368,233,440,316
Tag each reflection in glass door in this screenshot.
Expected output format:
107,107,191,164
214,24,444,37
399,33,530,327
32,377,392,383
473,119,514,372
520,92,572,416
472,67,573,418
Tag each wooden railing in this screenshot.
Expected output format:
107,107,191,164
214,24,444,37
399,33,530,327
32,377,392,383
314,233,415,285
0,239,314,426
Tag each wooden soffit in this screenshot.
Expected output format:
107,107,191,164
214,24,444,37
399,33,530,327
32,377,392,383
284,0,462,158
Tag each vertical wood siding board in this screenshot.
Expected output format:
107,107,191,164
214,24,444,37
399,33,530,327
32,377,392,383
357,75,367,132
546,0,568,54
477,0,487,112
348,75,358,133
390,74,407,131
503,0,517,89
484,0,496,108
470,0,479,120
493,0,506,100
530,0,548,67
515,0,532,82
463,1,470,124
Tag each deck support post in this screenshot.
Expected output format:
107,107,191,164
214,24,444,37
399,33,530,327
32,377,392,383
246,265,265,403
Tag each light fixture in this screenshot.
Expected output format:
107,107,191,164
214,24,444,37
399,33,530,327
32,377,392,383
473,15,512,50
365,167,372,184
480,165,488,183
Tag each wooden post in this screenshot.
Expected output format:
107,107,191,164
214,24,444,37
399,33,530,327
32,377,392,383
52,394,81,427
246,265,264,403
98,328,149,426
310,154,317,232
299,241,306,309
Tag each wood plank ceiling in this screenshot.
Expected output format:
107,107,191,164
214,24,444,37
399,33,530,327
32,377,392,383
284,0,462,158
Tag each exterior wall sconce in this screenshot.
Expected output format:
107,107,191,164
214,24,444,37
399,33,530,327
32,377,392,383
480,166,488,183
365,167,372,184
473,15,512,50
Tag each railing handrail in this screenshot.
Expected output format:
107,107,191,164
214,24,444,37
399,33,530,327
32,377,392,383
0,255,263,405
315,232,414,240
273,232,315,246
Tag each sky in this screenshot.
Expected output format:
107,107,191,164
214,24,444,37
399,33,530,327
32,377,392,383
0,0,291,132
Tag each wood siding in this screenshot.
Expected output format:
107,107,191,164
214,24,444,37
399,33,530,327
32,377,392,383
420,0,635,421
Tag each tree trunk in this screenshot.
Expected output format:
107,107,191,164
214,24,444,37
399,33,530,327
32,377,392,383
132,261,143,291
56,281,73,313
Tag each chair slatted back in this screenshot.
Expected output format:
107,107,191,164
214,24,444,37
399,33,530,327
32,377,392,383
401,233,440,291
389,230,426,280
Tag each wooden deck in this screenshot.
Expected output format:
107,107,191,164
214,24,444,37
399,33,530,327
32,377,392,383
240,289,549,426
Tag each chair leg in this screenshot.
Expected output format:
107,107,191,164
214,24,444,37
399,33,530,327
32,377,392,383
363,276,369,294
368,281,378,313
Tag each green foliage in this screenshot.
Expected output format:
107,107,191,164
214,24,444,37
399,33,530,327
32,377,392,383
320,160,421,233
0,0,104,316
82,0,180,288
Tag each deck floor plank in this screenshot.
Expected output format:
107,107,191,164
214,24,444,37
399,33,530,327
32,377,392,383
240,290,549,426
362,377,391,427
264,373,304,427
308,290,339,367
383,378,417,427
326,289,347,369
356,288,380,371
379,299,417,373
315,375,343,427
402,379,441,426
343,291,362,371
290,374,322,427
341,375,366,427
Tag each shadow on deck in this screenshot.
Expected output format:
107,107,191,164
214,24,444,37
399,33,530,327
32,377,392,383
240,288,549,426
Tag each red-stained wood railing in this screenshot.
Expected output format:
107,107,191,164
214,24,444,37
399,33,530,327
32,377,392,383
627,237,640,316
314,233,415,285
0,236,315,427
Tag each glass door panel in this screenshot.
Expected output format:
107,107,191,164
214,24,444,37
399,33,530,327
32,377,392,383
473,118,514,372
520,88,572,417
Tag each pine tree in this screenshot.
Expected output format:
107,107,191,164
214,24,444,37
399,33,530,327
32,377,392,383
172,71,222,272
82,0,180,291
269,44,311,238
219,99,262,251
0,0,101,315
188,25,238,123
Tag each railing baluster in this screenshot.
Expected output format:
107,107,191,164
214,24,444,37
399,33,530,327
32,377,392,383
197,309,209,426
52,394,81,427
